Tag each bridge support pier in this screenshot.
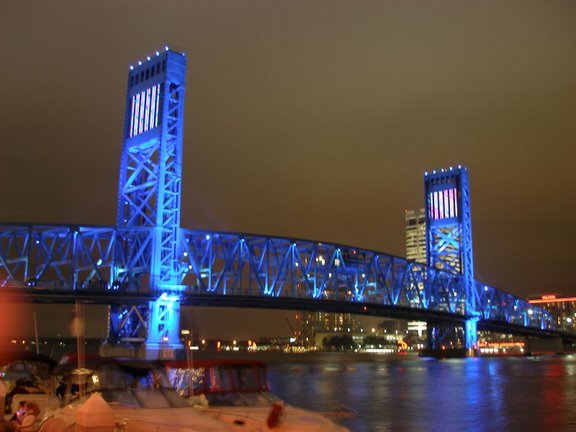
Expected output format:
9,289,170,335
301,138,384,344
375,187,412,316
420,323,465,358
464,316,479,356
144,296,183,360
100,297,183,360
420,321,479,358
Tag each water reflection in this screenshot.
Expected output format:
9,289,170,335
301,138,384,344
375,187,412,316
267,354,576,432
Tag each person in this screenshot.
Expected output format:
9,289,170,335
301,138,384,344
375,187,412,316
55,380,66,400
9,401,26,424
11,402,39,432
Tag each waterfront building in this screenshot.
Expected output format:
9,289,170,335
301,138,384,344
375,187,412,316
528,294,576,331
300,311,362,348
378,319,408,335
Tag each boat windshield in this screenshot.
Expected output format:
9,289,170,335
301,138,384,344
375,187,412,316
168,363,278,407
70,361,190,409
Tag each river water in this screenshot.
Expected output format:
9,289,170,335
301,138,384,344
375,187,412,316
265,353,576,432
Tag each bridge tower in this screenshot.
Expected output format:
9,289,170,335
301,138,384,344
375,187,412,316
105,48,187,359
424,166,479,354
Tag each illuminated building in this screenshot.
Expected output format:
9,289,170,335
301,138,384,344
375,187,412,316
300,311,361,348
528,295,576,332
405,209,426,264
405,208,427,338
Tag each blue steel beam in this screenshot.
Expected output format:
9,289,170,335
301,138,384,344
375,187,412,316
117,49,186,291
0,223,564,338
115,48,187,353
425,166,479,350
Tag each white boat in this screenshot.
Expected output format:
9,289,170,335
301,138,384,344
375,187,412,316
165,359,351,432
42,357,235,432
1,350,57,419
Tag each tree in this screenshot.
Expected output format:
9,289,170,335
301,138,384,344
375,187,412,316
324,335,356,351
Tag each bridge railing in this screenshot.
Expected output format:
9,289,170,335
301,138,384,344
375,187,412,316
0,223,560,334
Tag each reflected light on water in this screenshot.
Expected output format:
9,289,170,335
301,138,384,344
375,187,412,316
267,354,576,432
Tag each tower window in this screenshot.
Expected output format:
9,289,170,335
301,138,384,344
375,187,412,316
129,83,162,138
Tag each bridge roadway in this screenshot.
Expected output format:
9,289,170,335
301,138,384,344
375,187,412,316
1,223,574,342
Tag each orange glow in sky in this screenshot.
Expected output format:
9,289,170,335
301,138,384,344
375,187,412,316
0,303,32,339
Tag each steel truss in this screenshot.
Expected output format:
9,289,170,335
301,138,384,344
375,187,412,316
114,49,187,351
117,50,186,290
425,167,479,349
0,223,561,337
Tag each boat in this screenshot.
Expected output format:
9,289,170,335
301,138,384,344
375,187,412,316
1,349,58,419
40,357,235,432
164,359,351,432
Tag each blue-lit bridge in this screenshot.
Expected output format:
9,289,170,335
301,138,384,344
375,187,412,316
1,47,573,358
0,224,564,335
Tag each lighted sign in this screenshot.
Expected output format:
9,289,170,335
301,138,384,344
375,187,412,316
428,187,458,220
529,295,576,304
129,84,161,138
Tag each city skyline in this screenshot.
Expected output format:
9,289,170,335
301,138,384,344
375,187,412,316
1,1,576,339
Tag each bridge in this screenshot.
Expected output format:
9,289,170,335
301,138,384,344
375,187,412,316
0,47,573,358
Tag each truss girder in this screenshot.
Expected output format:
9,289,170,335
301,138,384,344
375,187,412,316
0,224,153,291
107,304,149,343
428,226,463,275
0,223,562,336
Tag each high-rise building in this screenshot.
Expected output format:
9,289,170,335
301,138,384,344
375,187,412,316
405,208,427,339
405,209,426,264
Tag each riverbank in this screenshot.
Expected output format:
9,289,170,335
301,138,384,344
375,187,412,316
6,336,574,365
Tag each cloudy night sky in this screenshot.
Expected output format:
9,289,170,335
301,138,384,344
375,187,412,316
1,1,576,338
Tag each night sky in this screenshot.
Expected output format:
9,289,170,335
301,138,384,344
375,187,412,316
1,1,576,339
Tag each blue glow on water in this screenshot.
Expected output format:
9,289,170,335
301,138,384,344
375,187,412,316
267,354,576,432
